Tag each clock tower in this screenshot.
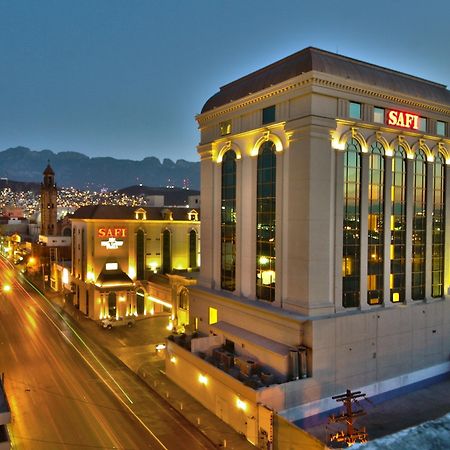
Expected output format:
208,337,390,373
40,163,57,236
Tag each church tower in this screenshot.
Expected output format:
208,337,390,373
40,163,57,236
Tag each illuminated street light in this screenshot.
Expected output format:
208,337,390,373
2,284,11,293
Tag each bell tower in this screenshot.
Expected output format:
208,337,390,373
40,162,57,236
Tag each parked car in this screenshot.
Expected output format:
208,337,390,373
100,316,135,330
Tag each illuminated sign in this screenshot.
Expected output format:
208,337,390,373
101,238,124,250
98,227,127,238
386,110,419,130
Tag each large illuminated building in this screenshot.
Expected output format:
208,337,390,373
165,47,450,445
70,205,199,320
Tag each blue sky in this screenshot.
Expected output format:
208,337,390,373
0,0,448,162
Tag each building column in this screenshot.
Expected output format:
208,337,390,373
444,165,450,295
197,145,215,289
235,157,243,295
240,151,257,300
359,151,369,310
383,154,393,306
282,117,336,315
274,149,284,308
334,149,344,312
425,161,433,300
405,157,414,303
213,162,222,290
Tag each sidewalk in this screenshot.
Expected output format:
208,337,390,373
36,282,254,450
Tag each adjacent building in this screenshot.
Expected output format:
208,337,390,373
165,47,450,445
70,205,200,320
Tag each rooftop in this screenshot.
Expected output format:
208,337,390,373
71,205,200,221
201,47,450,113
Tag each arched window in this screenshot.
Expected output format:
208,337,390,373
256,141,276,302
179,288,189,310
368,142,385,305
136,229,145,280
221,150,236,290
412,150,427,300
136,288,145,315
108,292,116,317
162,229,171,274
189,229,198,269
432,153,445,298
343,138,361,308
391,146,407,303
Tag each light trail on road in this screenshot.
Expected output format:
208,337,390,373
0,257,215,450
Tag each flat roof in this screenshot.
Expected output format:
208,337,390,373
211,321,292,356
201,47,450,113
71,205,200,221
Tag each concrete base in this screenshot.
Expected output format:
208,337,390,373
281,361,450,422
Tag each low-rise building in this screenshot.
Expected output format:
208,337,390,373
70,205,200,320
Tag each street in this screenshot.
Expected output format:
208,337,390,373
0,257,216,450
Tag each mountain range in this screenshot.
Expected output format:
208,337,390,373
0,147,200,190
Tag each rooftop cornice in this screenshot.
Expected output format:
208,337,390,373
197,72,450,126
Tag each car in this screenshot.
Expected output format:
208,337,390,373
100,316,135,330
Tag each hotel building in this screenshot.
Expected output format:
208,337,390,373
70,205,199,320
165,47,450,445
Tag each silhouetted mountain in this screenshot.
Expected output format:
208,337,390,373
0,147,199,190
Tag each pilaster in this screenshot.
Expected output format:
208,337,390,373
281,116,336,315
405,158,414,303
197,145,215,288
359,151,369,309
425,162,433,299
383,154,393,306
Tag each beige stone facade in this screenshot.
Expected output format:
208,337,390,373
70,205,199,320
165,48,450,444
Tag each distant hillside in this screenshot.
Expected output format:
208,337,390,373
118,185,200,206
0,147,199,190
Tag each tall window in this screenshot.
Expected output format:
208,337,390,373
256,141,276,302
108,292,116,317
136,288,145,315
189,229,197,269
390,146,407,303
432,153,445,297
412,150,427,300
221,150,236,290
136,229,145,280
343,138,361,308
368,142,385,305
162,229,171,274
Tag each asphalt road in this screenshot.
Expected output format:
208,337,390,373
0,258,216,450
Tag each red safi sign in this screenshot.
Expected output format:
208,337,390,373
98,228,127,238
386,109,419,130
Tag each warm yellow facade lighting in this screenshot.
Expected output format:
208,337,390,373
148,296,172,309
198,374,208,385
236,398,247,411
170,356,177,364
62,268,69,284
87,271,95,282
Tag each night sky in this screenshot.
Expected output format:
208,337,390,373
1,0,449,162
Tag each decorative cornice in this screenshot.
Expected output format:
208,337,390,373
197,73,449,125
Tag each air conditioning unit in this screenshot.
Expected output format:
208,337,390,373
221,352,234,369
241,359,257,377
212,347,224,363
261,371,274,385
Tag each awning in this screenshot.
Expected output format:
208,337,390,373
95,268,134,289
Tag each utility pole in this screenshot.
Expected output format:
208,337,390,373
328,389,368,446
